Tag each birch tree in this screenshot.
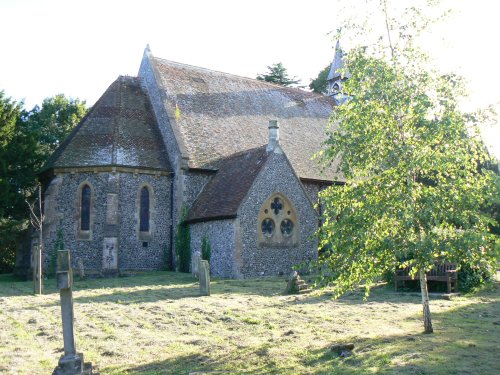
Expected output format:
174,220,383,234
316,0,499,333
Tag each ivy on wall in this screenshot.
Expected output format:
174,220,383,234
175,207,191,273
201,235,211,263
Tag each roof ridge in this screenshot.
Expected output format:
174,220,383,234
40,76,172,174
39,79,120,174
153,57,324,98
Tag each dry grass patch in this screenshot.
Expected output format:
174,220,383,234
0,272,498,374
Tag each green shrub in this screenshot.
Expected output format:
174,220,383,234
175,207,191,273
0,220,25,274
201,235,211,263
458,263,493,293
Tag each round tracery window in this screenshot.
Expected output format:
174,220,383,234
280,219,294,237
261,218,275,237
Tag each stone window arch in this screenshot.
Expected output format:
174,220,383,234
139,186,150,232
137,183,155,241
258,193,299,247
76,181,94,240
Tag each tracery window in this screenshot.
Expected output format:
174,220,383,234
258,193,298,246
280,219,294,237
139,186,150,232
261,218,275,237
80,184,91,231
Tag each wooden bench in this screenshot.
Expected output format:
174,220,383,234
395,262,458,293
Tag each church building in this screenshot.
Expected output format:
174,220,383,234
36,45,346,278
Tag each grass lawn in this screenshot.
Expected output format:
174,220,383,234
0,272,498,374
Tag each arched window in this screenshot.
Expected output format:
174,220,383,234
139,186,150,232
80,184,91,231
258,193,299,247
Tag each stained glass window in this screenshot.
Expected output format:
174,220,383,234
140,186,150,232
261,218,275,237
280,219,294,237
81,184,91,231
271,198,283,215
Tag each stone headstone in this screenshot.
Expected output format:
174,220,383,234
77,259,85,281
102,237,118,270
285,271,310,294
192,251,201,278
199,260,211,296
53,250,95,375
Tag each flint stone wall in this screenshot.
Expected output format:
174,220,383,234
238,151,318,277
183,171,212,208
190,219,236,278
42,171,171,273
301,181,320,209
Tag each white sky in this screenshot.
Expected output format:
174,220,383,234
0,0,498,158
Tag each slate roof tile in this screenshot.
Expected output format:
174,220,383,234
187,146,269,223
152,58,338,181
43,76,171,172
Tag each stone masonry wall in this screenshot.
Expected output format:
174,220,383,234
43,172,107,272
190,219,236,278
301,181,320,209
42,171,171,273
183,171,212,208
117,173,171,271
138,50,185,268
238,152,318,278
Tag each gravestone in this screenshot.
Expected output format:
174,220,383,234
285,271,311,294
199,260,211,296
53,250,95,375
32,242,43,294
192,251,201,278
102,237,118,271
77,259,85,281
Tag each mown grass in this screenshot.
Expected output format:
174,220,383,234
0,272,498,374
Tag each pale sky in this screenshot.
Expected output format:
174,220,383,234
0,0,498,158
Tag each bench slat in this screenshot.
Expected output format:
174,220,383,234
395,262,458,293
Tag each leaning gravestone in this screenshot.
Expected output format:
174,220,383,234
53,250,96,375
199,259,211,296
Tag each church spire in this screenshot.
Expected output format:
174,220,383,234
327,40,350,103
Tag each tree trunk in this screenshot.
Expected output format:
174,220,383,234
32,186,44,295
419,269,433,333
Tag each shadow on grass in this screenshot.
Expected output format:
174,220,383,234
284,283,428,308
117,293,500,375
1,272,288,307
110,344,288,375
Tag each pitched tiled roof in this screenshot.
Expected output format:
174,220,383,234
186,146,269,223
42,76,171,172
152,57,338,181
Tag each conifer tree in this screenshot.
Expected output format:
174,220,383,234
257,63,301,87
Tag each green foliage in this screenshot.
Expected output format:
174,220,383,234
256,62,301,87
309,65,330,94
458,263,493,293
27,94,87,160
315,1,499,300
175,207,191,273
0,91,26,221
0,92,25,273
201,235,212,262
0,92,87,273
